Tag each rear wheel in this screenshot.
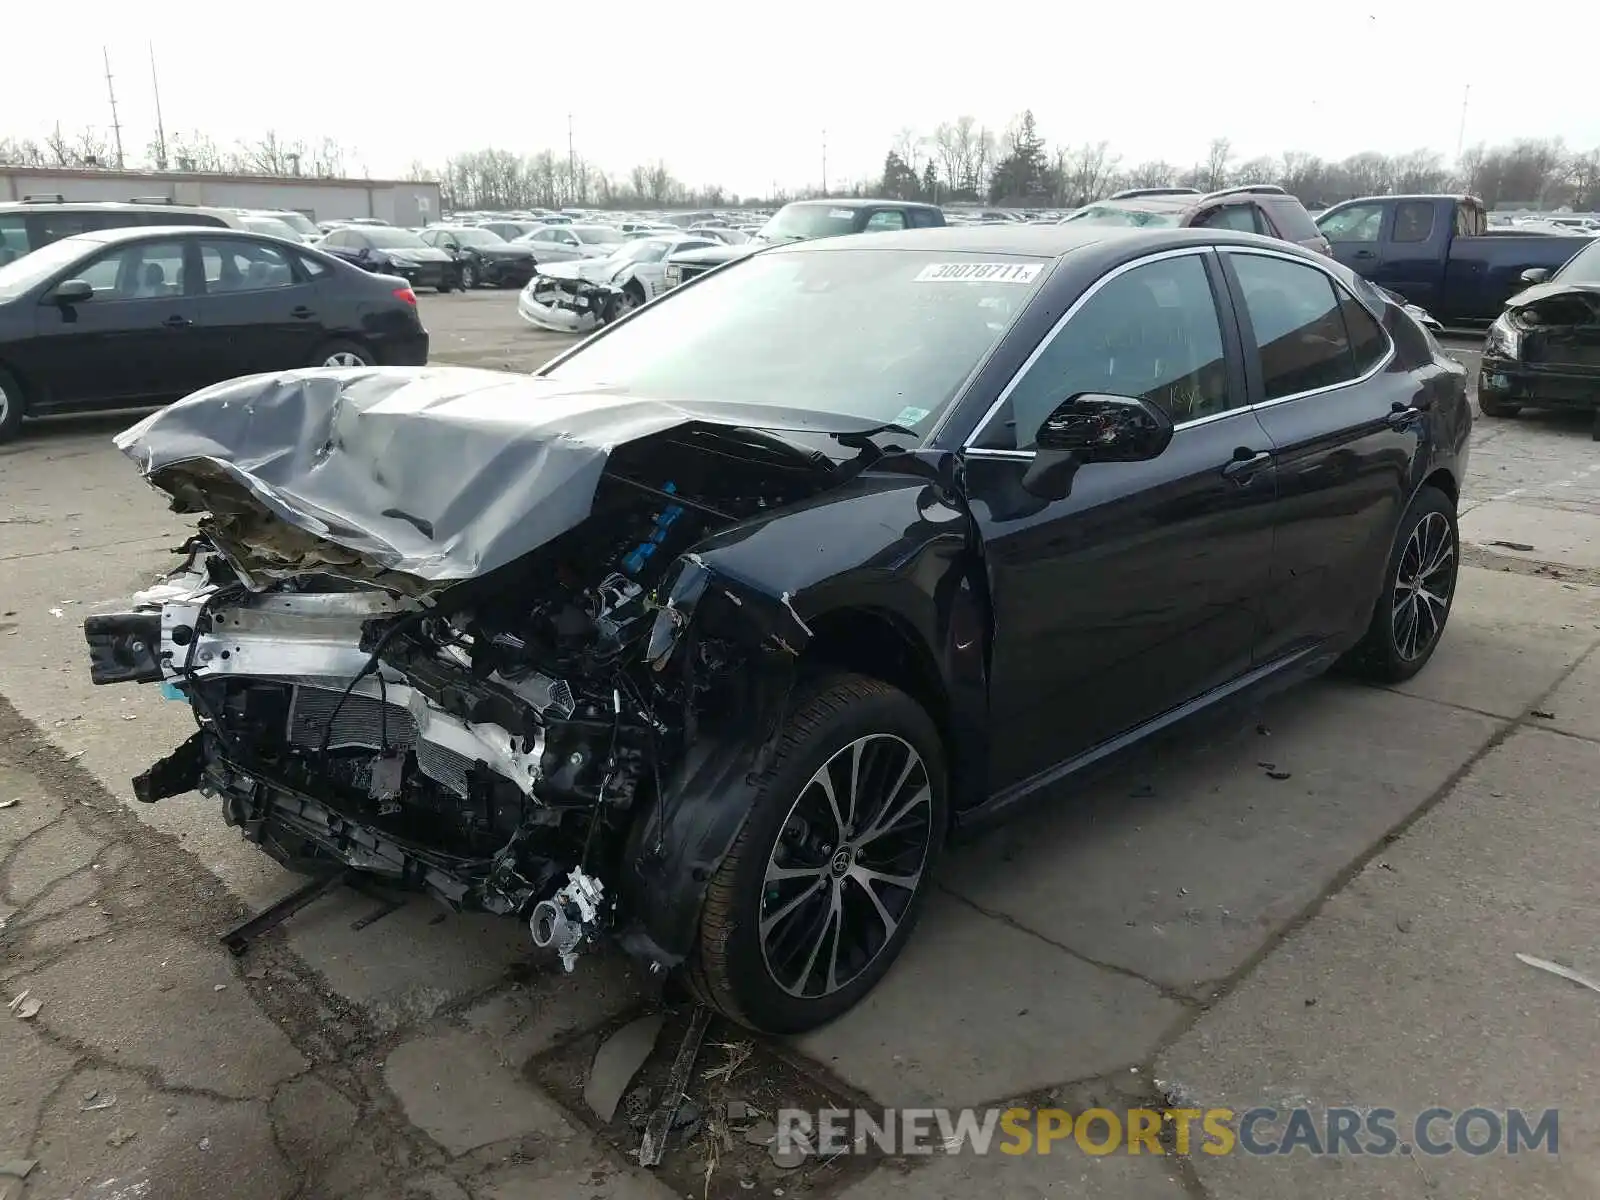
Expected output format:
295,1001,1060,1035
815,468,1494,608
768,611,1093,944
461,261,480,289
311,339,373,368
686,673,946,1034
617,282,646,317
1343,485,1459,684
0,366,23,444
1478,393,1521,418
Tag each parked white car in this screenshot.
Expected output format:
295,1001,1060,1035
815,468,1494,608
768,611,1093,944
517,234,721,332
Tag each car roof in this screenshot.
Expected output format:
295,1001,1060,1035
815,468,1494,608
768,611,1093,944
63,224,305,246
782,198,941,211
771,224,1327,262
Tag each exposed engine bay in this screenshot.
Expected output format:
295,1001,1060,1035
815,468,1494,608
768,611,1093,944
520,272,626,333
88,417,850,973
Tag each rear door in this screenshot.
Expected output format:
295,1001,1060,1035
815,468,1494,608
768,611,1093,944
1218,247,1424,660
190,234,324,379
24,237,205,408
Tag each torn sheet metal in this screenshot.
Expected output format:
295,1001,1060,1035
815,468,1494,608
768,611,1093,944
113,366,919,590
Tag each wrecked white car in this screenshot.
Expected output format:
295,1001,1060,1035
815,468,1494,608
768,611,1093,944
517,235,719,332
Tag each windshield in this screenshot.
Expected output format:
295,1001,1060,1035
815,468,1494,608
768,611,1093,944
0,236,94,300
609,238,672,264
542,249,1046,430
1553,240,1600,285
266,211,318,236
756,204,858,242
242,216,302,241
1061,204,1183,228
361,227,428,249
572,225,624,245
453,227,505,246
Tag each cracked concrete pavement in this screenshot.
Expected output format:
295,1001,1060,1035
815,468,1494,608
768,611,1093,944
4,312,1600,1197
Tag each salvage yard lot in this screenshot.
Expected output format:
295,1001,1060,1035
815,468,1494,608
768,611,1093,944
3,300,1600,1199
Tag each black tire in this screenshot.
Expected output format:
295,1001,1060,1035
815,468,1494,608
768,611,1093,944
686,673,947,1034
0,365,23,445
435,283,453,294
1591,410,1600,442
1342,485,1459,684
461,261,479,289
1478,393,1521,418
310,339,374,369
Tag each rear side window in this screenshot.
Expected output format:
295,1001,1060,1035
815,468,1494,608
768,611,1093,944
1336,292,1389,373
1261,197,1321,242
1195,205,1258,233
908,208,942,228
863,210,907,232
0,215,31,263
1392,202,1435,243
1230,253,1357,400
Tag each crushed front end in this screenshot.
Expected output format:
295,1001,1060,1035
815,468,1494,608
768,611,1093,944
517,271,624,333
86,366,845,976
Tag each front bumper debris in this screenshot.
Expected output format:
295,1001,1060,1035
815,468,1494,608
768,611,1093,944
518,274,622,333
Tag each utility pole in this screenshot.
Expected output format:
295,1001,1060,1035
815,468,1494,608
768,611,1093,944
103,47,125,169
1455,84,1471,161
149,42,168,169
567,113,577,203
821,129,827,196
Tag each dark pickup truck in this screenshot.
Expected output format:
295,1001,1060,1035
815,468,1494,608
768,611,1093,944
1315,194,1592,325
661,198,946,290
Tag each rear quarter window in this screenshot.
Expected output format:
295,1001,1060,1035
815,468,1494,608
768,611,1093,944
1261,197,1321,242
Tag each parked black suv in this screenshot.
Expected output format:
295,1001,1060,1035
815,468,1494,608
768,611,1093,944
1063,185,1332,255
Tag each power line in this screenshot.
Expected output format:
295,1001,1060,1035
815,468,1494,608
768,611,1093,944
102,47,125,168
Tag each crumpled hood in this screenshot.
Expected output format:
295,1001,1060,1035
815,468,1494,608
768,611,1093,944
1504,280,1600,312
113,366,884,591
535,257,614,282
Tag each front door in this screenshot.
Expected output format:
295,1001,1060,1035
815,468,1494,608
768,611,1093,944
1217,248,1427,659
25,237,204,409
962,248,1279,792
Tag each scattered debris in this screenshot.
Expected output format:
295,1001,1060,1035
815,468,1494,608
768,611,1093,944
197,1138,211,1152
0,798,18,810
1396,918,1413,934
107,1128,138,1148
743,1121,777,1148
16,998,41,1020
623,1086,654,1128
641,1007,712,1168
212,984,227,992
1530,709,1556,720
80,1093,117,1112
65,749,84,761
1488,540,1536,552
121,713,139,721
702,1041,755,1086
49,607,65,619
672,1099,703,1139
1516,953,1600,997
1257,761,1276,770
1256,723,1271,736
769,1143,807,1170
1266,770,1292,781
585,1014,665,1123
725,1099,755,1123
0,1160,38,1180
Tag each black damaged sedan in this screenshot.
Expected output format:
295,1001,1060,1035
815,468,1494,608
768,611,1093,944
1480,239,1600,437
420,225,537,289
84,225,1469,1033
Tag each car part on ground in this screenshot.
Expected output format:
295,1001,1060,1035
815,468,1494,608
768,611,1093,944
83,225,1469,1033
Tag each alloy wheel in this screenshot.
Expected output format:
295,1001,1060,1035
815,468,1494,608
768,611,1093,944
758,734,934,999
323,351,368,367
0,381,9,426
1392,510,1456,661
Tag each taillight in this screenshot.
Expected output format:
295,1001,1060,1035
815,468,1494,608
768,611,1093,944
393,287,417,305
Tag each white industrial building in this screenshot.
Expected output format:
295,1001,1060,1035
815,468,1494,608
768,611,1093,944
0,166,442,226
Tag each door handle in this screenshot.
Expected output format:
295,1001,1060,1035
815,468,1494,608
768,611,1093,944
162,315,192,328
1352,249,1377,259
291,306,316,319
1222,449,1273,482
1385,403,1423,430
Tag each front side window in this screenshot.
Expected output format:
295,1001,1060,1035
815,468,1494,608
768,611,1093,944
1552,240,1600,285
543,248,1045,434
989,254,1233,450
1231,253,1356,399
1317,203,1383,243
199,239,296,292
78,240,189,300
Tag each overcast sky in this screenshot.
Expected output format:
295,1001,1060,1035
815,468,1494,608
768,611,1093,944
5,2,1596,197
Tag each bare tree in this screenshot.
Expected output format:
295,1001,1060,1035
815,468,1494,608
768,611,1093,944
168,130,229,172
0,137,45,166
645,160,673,204
1231,155,1279,187
1061,141,1120,205
1125,160,1178,189
1201,138,1232,192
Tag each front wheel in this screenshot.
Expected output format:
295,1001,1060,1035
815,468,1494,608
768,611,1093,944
0,365,24,445
461,262,479,289
1342,485,1459,684
686,674,947,1034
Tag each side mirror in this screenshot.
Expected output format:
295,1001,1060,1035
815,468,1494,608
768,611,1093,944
442,241,459,252
1021,393,1174,501
1520,267,1550,285
49,279,94,305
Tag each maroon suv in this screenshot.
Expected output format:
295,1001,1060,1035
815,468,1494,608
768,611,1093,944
1061,185,1333,255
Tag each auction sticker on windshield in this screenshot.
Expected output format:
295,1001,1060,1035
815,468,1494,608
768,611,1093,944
914,262,1043,284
